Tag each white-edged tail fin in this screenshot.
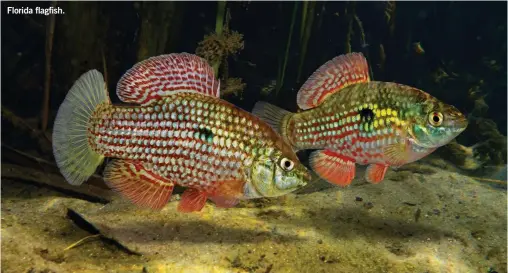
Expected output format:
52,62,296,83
52,69,109,186
252,101,293,139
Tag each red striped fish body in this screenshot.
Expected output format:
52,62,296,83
253,53,468,187
53,53,310,212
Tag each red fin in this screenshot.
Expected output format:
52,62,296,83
103,160,174,210
211,180,245,198
365,164,388,184
177,188,208,213
208,196,240,208
116,53,220,105
297,52,370,110
309,150,356,187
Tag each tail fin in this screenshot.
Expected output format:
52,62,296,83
252,101,294,141
52,70,110,186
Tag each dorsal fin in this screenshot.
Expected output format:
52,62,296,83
116,53,220,105
296,52,370,110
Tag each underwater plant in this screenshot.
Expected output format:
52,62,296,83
196,2,245,98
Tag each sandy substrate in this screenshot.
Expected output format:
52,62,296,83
2,159,506,273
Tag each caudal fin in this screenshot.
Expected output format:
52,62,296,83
52,70,110,186
252,101,293,140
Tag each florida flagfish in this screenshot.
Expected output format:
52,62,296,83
52,53,310,212
253,52,468,186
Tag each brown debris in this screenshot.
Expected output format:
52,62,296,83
195,30,244,67
220,77,246,97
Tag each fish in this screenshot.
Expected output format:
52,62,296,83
52,53,310,212
252,52,468,187
413,42,425,54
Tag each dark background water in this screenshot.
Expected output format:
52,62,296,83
2,1,507,165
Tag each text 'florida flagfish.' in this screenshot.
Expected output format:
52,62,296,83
52,53,310,212
253,52,468,187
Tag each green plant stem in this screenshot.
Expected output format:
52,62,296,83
213,0,227,77
276,2,298,97
297,0,316,83
300,1,308,41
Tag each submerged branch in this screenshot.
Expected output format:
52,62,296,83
41,0,57,131
2,106,52,153
2,163,114,203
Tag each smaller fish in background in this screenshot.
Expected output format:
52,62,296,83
261,80,277,96
253,52,468,187
413,42,425,54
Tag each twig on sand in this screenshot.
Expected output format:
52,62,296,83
63,234,102,251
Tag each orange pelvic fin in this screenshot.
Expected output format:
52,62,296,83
309,150,356,187
177,188,208,213
103,160,174,210
365,164,388,184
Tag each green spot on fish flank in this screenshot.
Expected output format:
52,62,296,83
198,127,214,143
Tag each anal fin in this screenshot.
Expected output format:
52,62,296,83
103,160,174,210
365,164,388,184
309,150,356,187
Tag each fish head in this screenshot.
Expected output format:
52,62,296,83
243,140,310,198
409,100,468,148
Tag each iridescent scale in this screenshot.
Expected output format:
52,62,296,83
89,93,276,190
289,81,430,164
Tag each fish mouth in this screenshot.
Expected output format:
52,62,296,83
453,118,468,132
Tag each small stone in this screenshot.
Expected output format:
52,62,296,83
364,202,374,210
355,196,363,202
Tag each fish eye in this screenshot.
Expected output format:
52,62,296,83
279,157,294,171
428,112,443,126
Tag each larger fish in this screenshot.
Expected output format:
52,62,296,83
52,53,310,212
253,52,468,186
